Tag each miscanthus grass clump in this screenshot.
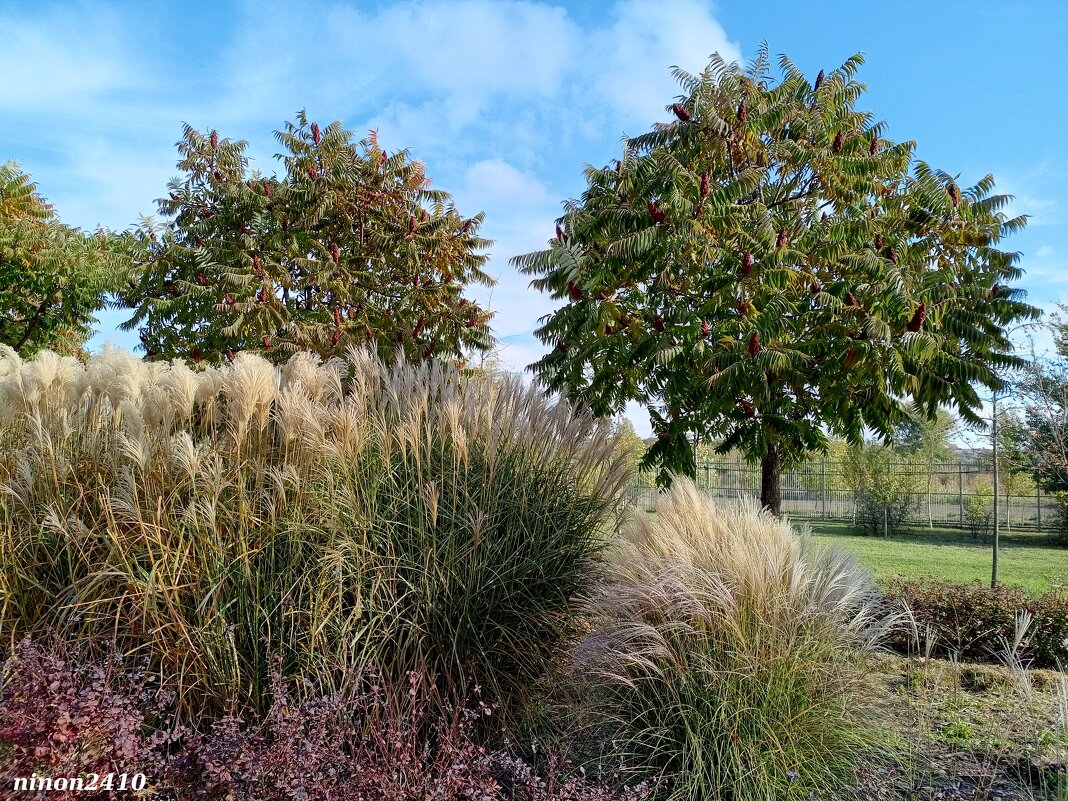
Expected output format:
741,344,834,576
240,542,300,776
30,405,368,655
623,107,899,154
0,345,631,722
572,478,888,801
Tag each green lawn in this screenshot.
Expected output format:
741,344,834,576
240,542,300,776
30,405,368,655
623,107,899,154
802,520,1068,595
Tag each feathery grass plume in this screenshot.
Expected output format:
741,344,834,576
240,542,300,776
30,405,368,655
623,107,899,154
280,350,340,404
188,362,229,435
84,345,152,410
225,351,279,440
0,347,632,725
0,345,85,421
998,609,1035,701
571,477,887,801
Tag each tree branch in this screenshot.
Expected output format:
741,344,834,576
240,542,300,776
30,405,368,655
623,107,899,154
14,291,54,351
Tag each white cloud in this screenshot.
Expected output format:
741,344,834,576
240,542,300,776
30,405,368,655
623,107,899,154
42,138,176,231
204,0,740,171
472,277,559,339
0,7,144,113
1024,261,1068,286
352,1,576,98
1022,320,1057,360
1011,195,1058,225
449,159,563,338
995,180,1060,227
211,0,576,147
1037,245,1054,258
460,159,553,207
363,97,486,162
582,0,740,127
491,335,546,375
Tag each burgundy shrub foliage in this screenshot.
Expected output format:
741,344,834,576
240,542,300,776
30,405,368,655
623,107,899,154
0,640,652,801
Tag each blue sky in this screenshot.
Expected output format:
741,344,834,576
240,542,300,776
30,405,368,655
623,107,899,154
2,0,1066,436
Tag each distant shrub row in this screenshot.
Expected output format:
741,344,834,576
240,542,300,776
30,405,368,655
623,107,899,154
886,579,1068,668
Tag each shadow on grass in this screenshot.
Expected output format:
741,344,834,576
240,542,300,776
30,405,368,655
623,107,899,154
803,519,1067,551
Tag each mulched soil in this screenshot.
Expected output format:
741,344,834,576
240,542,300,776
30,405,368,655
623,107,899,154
842,654,1067,801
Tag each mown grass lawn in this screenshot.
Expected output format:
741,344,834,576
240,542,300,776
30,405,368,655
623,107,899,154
802,520,1068,595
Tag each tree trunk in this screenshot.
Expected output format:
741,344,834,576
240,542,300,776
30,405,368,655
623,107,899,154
761,442,782,517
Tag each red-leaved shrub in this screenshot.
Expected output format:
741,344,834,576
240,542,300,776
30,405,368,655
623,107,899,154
0,639,652,801
886,579,1068,668
175,667,500,800
0,640,173,798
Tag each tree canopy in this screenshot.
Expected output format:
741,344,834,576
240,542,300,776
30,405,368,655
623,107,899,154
1011,306,1068,508
895,408,956,462
513,47,1040,513
118,113,495,364
0,162,129,358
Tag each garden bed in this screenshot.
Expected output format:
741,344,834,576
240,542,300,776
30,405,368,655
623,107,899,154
848,653,1068,801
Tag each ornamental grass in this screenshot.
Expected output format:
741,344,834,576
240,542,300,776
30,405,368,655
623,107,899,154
0,345,631,722
572,478,889,801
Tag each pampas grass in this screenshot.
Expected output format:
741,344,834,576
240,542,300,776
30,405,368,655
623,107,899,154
0,345,632,722
571,478,887,801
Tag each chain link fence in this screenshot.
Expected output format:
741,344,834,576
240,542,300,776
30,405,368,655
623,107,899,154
632,460,1060,533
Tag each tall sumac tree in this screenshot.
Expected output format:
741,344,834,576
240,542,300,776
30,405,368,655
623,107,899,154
119,113,495,364
513,48,1039,514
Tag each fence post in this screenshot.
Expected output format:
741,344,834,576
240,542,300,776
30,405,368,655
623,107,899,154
1037,486,1042,531
958,464,964,528
821,459,827,520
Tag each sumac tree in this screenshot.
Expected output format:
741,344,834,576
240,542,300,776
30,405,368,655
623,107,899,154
514,49,1039,514
119,114,495,364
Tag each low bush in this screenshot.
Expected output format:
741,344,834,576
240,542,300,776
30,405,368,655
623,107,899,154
0,346,632,721
843,443,920,537
0,640,170,792
570,478,888,801
0,638,653,801
887,579,1068,668
856,487,916,537
962,478,994,541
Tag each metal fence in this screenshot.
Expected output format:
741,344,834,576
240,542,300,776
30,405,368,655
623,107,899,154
632,460,1060,533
